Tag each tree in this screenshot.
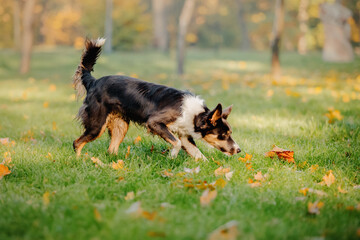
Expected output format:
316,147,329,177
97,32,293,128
104,0,113,53
236,0,251,50
152,0,169,52
270,0,284,80
12,0,21,50
176,0,195,75
320,1,353,62
20,0,36,74
297,0,308,55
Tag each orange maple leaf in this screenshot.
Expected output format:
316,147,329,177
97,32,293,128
238,153,252,163
264,145,295,163
133,136,141,144
319,170,335,187
0,164,11,179
112,160,125,170
299,187,309,196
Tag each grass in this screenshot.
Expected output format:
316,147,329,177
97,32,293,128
0,47,359,240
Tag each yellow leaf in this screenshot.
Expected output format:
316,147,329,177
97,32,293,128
266,89,274,97
111,160,124,170
49,84,57,92
299,187,309,196
214,178,227,189
200,189,217,207
43,191,50,207
52,121,57,130
208,220,239,240
0,164,11,179
161,169,173,178
308,201,324,215
248,178,261,188
125,146,131,159
124,191,135,201
310,164,318,173
43,101,49,108
133,136,141,144
94,208,102,221
238,153,252,162
325,108,343,123
337,186,348,194
319,170,335,187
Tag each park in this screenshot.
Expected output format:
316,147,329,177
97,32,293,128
0,0,359,239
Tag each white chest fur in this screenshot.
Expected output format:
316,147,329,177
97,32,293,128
168,95,205,139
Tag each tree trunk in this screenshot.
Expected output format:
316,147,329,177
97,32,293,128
176,0,195,76
13,0,21,50
271,0,284,80
297,0,308,55
104,0,113,53
20,0,36,74
236,0,251,50
319,2,353,62
152,0,169,52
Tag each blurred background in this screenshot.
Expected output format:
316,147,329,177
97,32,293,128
0,0,359,76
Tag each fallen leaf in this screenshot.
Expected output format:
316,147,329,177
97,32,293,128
134,136,141,144
91,157,105,167
264,145,295,163
319,170,335,187
214,178,227,189
49,84,57,92
225,171,234,181
238,153,252,162
52,121,57,130
126,201,143,217
94,208,102,221
161,169,173,178
112,160,124,170
337,186,348,194
308,201,324,215
308,188,328,197
124,191,135,201
0,164,11,179
214,166,231,177
248,178,261,188
245,162,253,171
208,220,239,240
200,189,217,207
299,187,309,196
43,191,50,207
0,138,15,147
2,152,12,166
43,101,49,108
160,202,175,209
147,231,166,238
254,171,265,181
142,211,157,221
310,164,319,173
184,166,200,174
125,146,131,159
325,107,343,124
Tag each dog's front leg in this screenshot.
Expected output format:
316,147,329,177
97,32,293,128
146,120,181,158
180,136,207,161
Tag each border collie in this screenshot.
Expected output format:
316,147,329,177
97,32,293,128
73,38,241,160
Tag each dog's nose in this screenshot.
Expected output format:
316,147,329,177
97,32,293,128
236,148,241,153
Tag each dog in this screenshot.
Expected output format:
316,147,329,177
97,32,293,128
72,38,241,160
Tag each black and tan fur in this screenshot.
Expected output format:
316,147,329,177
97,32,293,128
73,38,241,160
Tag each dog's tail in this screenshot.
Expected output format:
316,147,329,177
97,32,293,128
73,38,106,98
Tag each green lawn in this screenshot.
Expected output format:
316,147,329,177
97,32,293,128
0,47,359,240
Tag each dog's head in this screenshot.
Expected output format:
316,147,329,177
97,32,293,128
195,104,241,156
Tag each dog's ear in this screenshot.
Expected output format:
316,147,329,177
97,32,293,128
209,103,222,126
222,105,233,119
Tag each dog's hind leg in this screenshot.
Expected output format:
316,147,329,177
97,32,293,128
107,114,129,154
146,120,181,158
73,110,108,157
180,136,207,161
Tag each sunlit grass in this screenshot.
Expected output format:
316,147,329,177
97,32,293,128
0,48,359,240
